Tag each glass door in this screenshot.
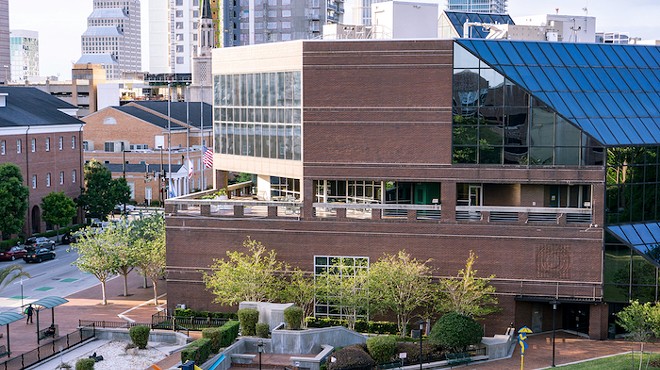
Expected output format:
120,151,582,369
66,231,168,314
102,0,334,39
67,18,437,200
468,185,482,206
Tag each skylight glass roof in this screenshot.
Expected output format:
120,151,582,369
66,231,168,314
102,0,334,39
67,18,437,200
456,39,660,146
445,11,514,38
608,222,660,267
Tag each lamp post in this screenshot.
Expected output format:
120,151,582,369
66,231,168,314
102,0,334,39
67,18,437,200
551,300,560,367
257,339,264,370
419,322,424,370
122,144,128,214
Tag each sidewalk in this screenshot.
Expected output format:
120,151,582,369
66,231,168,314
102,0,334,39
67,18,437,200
0,270,182,369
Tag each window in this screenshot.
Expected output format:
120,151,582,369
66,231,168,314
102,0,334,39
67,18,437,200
1,140,5,155
32,175,37,189
314,256,369,319
104,142,115,152
72,170,77,183
176,22,184,29
45,137,50,151
176,57,184,64
17,139,22,153
176,45,184,53
59,136,63,150
46,173,51,187
129,144,149,150
72,136,76,149
83,141,89,151
176,10,184,17
59,171,64,185
31,138,36,152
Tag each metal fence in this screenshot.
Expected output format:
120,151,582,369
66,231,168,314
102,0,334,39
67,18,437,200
0,325,96,370
151,313,229,331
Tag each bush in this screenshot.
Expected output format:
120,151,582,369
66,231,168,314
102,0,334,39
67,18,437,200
129,325,151,349
174,308,238,320
256,322,270,338
284,306,303,330
75,358,95,370
222,320,240,346
429,312,483,352
366,336,397,364
202,327,224,353
181,337,212,365
305,317,399,335
238,308,259,336
328,345,376,370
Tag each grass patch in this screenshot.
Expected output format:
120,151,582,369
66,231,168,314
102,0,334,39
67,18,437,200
559,352,660,369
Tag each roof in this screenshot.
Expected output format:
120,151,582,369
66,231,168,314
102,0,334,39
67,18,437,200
115,106,172,129
0,312,23,326
129,101,213,129
608,222,660,267
88,8,127,19
0,87,83,128
76,54,118,65
457,39,660,146
104,163,183,174
31,296,68,310
202,0,212,19
82,26,122,37
444,11,514,38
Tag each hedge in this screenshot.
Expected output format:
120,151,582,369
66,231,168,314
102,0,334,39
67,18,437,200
75,358,95,370
366,336,397,364
284,306,303,330
238,308,259,336
256,323,270,338
202,320,240,353
305,317,399,335
327,344,375,370
181,337,212,365
174,308,238,320
129,325,151,349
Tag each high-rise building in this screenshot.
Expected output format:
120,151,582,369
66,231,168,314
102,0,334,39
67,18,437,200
9,30,39,83
0,0,10,84
149,0,201,74
446,0,507,14
219,0,344,47
77,0,142,80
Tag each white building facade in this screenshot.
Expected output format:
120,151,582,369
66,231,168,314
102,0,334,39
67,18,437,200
446,0,507,14
0,0,9,84
9,30,39,83
149,0,200,74
78,0,142,80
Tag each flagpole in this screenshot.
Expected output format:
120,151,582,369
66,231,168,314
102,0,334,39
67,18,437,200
167,81,172,199
200,89,204,190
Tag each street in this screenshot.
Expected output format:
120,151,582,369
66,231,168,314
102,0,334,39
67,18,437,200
0,244,109,312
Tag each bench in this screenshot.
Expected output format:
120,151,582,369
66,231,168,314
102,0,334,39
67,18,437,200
0,345,7,358
38,325,58,340
446,352,472,367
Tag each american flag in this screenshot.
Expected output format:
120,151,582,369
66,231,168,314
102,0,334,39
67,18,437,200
203,145,213,168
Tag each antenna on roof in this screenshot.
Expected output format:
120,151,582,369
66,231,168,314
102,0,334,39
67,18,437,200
555,8,559,15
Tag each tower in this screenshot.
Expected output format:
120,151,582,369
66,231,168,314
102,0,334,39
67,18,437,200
190,0,213,104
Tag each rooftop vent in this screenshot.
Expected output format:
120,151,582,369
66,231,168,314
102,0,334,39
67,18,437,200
0,93,7,107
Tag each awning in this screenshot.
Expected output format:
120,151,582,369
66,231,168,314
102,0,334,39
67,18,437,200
30,296,69,310
608,222,660,266
0,312,23,326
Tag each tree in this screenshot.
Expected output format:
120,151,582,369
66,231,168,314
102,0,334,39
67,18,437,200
78,159,130,220
279,268,315,328
41,191,77,240
105,221,136,297
617,300,655,370
429,311,483,352
0,265,30,291
70,226,118,305
368,250,435,337
315,260,370,331
0,163,29,239
131,214,166,305
438,251,499,319
203,238,284,306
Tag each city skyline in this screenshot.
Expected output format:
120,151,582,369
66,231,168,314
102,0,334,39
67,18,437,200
7,0,660,80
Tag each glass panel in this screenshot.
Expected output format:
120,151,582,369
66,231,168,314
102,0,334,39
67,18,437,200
525,42,550,65
580,67,605,91
555,43,576,67
529,146,553,165
590,45,611,67
514,66,540,91
527,66,552,89
579,45,600,66
603,118,632,145
630,69,653,91
559,92,586,118
556,117,580,147
484,41,511,65
530,106,555,147
538,43,562,66
636,47,659,68
572,92,598,117
579,118,606,144
500,42,524,65
542,67,567,91
555,68,580,91
601,44,625,67
454,43,480,69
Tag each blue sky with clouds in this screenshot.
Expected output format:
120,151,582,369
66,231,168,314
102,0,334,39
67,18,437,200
8,0,660,80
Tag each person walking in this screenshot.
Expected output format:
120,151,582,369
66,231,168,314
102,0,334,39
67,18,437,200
25,304,33,324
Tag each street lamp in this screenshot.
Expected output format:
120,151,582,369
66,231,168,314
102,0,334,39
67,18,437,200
550,300,560,367
257,339,264,370
419,322,424,370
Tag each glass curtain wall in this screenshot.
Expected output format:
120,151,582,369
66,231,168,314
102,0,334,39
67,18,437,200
214,71,302,161
452,43,604,166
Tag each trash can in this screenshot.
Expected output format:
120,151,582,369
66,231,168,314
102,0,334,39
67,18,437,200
180,360,195,370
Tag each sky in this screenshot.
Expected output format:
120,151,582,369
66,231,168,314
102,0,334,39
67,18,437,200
7,0,660,80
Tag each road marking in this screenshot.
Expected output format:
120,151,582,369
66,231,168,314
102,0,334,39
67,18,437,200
117,293,167,323
59,278,78,283
9,295,25,300
35,287,54,291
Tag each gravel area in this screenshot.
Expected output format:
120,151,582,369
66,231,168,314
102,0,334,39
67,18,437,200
57,341,169,369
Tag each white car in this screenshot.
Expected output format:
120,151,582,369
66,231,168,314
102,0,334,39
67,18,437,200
113,204,136,214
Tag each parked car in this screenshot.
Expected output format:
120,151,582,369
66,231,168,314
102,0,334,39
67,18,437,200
23,248,56,263
113,204,136,214
0,246,28,261
25,237,56,251
61,231,78,245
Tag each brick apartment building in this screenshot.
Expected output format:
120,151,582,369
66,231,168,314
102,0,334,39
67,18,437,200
164,39,660,340
82,101,213,204
0,87,84,235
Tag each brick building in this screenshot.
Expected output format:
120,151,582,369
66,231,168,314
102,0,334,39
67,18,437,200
82,101,213,204
164,39,660,340
0,87,84,235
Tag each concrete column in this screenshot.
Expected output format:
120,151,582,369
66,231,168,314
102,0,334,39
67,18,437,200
267,206,278,218
234,205,244,217
336,208,346,219
301,179,314,220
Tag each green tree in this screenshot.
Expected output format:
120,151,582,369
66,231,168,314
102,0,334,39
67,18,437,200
438,251,498,319
0,163,29,239
279,268,315,327
131,214,166,305
368,250,435,337
617,300,655,370
203,238,283,306
78,159,130,220
315,260,369,331
41,191,77,240
0,265,30,291
429,311,483,352
105,221,136,297
70,226,118,305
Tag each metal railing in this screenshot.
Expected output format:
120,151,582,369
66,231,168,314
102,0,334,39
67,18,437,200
0,325,95,370
78,320,151,329
151,313,229,331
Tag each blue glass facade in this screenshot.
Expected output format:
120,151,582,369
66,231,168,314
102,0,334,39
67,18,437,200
445,11,514,38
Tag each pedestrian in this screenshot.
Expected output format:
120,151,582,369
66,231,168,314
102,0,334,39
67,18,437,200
25,304,33,324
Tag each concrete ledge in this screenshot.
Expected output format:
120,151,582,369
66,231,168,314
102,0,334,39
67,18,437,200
91,328,190,346
290,344,334,370
231,353,256,364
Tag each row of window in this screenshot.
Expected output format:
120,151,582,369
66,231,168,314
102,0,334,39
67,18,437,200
31,170,77,189
0,136,77,155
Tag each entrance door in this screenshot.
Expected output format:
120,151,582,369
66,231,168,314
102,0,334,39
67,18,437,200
468,185,482,206
563,304,590,335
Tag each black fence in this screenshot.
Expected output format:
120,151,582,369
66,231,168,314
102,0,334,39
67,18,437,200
151,313,229,331
0,325,96,370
